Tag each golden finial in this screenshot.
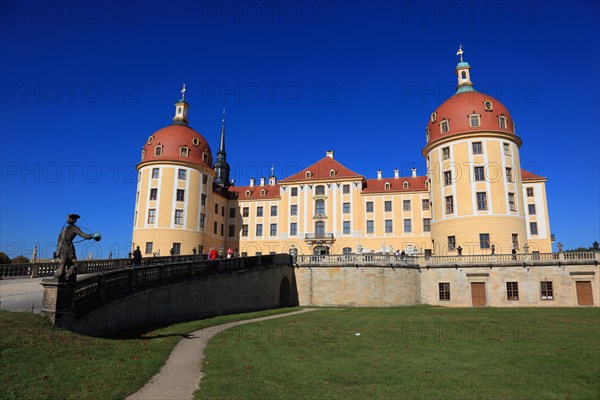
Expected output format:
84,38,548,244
456,45,464,63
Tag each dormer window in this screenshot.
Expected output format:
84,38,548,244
180,146,189,158
498,115,507,129
440,120,449,134
403,181,409,189
469,113,481,128
155,145,163,156
431,112,437,123
260,189,266,196
306,171,312,179
425,128,430,142
330,169,336,177
484,100,493,111
202,152,208,163
148,136,154,144
192,137,200,147
245,190,251,197
384,182,391,190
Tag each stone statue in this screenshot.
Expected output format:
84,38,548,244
54,214,100,283
557,242,563,253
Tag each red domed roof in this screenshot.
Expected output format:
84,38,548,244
140,124,213,167
425,91,517,146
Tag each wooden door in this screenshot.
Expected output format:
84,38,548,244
576,281,593,305
471,282,486,307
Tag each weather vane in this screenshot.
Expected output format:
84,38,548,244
456,45,464,63
181,84,186,100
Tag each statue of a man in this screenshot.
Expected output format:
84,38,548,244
54,214,92,283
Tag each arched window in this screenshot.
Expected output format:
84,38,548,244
148,136,154,144
431,112,437,123
385,182,391,190
192,137,200,147
403,181,409,189
306,171,312,179
260,189,266,196
315,221,325,235
330,169,336,177
484,100,493,111
245,190,251,197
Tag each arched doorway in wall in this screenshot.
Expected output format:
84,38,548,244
313,245,329,255
279,277,291,307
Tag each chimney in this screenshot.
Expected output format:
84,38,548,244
411,168,417,178
394,168,399,179
377,170,382,180
260,177,265,186
326,150,334,159
249,178,255,187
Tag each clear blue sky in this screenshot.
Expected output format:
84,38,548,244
1,1,598,259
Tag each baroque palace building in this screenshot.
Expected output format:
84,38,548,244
132,52,553,259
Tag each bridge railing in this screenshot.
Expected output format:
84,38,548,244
49,254,292,320
296,254,417,265
0,254,209,278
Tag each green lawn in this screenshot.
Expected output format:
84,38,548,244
197,308,600,400
0,307,300,400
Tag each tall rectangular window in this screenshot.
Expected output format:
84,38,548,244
213,221,217,234
178,169,187,180
442,147,450,160
472,142,482,154
172,243,181,255
447,236,456,251
147,209,156,224
201,194,207,206
200,213,205,228
422,199,430,210
506,282,519,300
440,120,449,134
479,233,490,249
221,206,225,217
291,187,298,196
439,283,451,301
444,171,452,186
469,115,480,127
176,189,185,202
315,199,325,214
151,168,159,179
476,192,487,210
530,222,538,235
145,242,153,255
343,221,351,234
385,220,393,233
506,167,513,182
367,220,374,234
228,224,235,237
343,184,350,194
256,224,263,236
243,207,249,217
508,193,516,211
257,206,263,217
528,204,536,215
540,281,554,300
214,204,219,214
445,196,454,214
290,204,297,215
366,201,374,212
202,174,208,185
526,187,534,197
241,224,248,237
229,207,236,218
174,209,183,225
403,219,412,233
512,234,519,249
270,223,277,236
385,201,392,212
271,206,278,217
343,203,351,213
149,188,157,201
290,223,297,236
423,218,431,232
474,166,485,181
503,143,510,156
403,200,411,211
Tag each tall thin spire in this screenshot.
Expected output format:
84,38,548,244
455,45,474,94
213,108,230,187
173,84,190,125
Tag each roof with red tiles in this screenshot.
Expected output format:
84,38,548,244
228,185,280,200
140,124,213,167
362,176,428,193
279,156,364,183
521,169,546,181
425,91,518,147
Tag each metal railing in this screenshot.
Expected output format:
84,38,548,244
70,254,291,319
296,254,417,265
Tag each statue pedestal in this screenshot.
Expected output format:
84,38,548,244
41,279,75,329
